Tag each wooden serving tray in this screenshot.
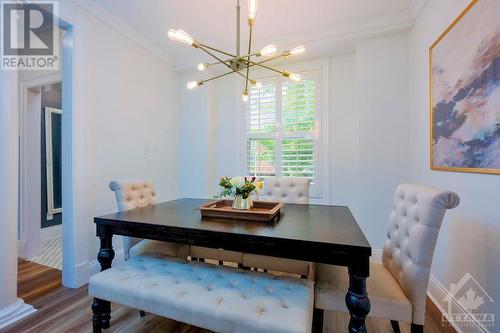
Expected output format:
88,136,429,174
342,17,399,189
199,200,284,222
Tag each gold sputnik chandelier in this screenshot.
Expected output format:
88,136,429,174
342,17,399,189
168,0,305,102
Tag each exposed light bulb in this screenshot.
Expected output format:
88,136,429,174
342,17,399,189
167,29,194,46
290,45,305,56
197,63,208,71
242,90,249,102
250,80,263,89
260,44,277,57
187,80,202,90
248,0,259,20
289,73,302,82
283,71,302,82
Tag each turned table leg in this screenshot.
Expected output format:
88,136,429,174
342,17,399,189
92,225,114,330
346,257,370,333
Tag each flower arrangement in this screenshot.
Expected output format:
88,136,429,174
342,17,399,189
218,176,263,199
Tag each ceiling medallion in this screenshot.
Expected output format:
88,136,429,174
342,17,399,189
168,0,305,102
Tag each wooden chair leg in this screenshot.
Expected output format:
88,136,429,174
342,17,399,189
312,308,324,333
390,320,401,333
411,324,423,333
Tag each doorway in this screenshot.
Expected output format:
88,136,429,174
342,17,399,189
19,78,63,272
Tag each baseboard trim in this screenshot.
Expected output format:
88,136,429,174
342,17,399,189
371,248,383,263
17,240,28,259
426,296,458,333
88,248,125,277
427,273,489,333
0,299,37,329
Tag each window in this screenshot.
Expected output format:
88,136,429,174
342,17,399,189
245,69,322,197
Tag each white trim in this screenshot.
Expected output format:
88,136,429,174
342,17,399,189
17,240,28,259
67,0,172,65
427,274,465,333
44,107,62,220
0,299,36,330
88,248,125,277
40,224,62,242
371,248,383,263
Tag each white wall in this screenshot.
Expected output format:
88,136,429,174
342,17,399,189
355,34,411,249
177,33,411,251
409,0,500,324
84,11,180,263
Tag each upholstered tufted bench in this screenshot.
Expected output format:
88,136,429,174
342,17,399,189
89,254,314,333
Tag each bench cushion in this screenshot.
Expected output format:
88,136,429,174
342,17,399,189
89,254,314,333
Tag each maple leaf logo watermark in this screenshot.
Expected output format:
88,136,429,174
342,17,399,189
458,288,485,311
443,273,494,332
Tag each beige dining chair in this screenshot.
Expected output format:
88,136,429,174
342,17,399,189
109,180,189,260
315,183,460,332
243,177,314,278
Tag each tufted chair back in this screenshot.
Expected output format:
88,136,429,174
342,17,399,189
259,177,309,204
382,183,459,325
109,180,157,259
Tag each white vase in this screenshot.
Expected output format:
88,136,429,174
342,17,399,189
232,195,253,210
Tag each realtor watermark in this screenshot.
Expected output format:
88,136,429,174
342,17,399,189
1,1,59,70
442,272,495,332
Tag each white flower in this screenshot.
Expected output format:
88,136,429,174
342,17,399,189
229,176,245,189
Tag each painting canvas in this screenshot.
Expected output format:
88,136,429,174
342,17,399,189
430,0,500,174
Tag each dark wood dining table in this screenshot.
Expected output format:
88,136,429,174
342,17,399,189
93,198,372,332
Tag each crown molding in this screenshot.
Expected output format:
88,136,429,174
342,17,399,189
173,8,415,71
67,0,173,65
409,0,430,20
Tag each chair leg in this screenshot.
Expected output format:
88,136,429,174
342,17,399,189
91,298,104,333
411,324,423,333
390,320,401,333
312,308,324,333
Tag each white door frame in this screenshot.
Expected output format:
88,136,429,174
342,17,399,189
59,5,91,288
10,3,91,288
18,73,62,259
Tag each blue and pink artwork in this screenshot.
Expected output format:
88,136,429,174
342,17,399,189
430,0,499,174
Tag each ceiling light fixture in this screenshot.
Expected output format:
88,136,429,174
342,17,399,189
168,0,305,102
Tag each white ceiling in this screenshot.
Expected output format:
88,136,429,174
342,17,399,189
85,0,419,70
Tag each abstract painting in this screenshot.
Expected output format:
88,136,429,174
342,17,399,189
430,0,499,174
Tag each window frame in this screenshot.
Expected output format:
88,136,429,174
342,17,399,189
238,59,330,201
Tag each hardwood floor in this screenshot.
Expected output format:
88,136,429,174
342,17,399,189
7,260,451,332
17,259,62,304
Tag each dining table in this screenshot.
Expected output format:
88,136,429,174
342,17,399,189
93,198,372,332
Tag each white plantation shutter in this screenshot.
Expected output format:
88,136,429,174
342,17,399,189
246,76,319,196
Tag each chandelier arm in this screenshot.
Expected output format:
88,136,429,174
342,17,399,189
244,25,253,92
256,54,284,64
198,43,236,58
198,45,249,80
243,58,285,75
202,70,240,83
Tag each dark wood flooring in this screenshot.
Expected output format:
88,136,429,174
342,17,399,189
17,259,62,304
4,260,452,332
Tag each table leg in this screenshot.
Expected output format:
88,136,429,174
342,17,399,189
92,226,114,330
312,307,324,333
346,258,370,333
